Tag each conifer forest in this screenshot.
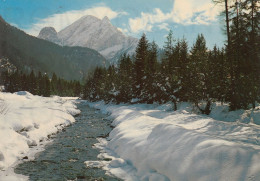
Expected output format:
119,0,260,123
84,0,259,113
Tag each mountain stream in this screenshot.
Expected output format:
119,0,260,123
15,101,120,181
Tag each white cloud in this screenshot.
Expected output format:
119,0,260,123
157,23,170,31
24,6,127,36
117,27,128,34
129,8,171,33
128,0,221,33
172,0,221,25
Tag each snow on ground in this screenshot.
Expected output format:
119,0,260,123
0,91,80,180
87,101,260,181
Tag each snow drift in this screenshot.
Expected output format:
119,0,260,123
87,102,260,181
0,91,80,172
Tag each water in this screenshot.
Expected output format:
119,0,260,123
15,101,121,181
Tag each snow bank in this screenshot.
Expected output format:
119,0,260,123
0,92,80,175
210,102,260,125
87,101,260,181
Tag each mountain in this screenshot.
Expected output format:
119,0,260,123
38,15,138,63
38,27,61,45
0,16,107,81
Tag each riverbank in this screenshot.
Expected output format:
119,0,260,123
15,102,120,181
0,91,80,180
87,101,260,181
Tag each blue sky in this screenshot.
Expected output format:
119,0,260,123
0,0,225,49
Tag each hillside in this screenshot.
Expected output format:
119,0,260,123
0,16,107,81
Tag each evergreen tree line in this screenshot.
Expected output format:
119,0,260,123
213,0,260,110
84,26,259,113
2,70,81,97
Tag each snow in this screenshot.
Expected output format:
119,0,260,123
38,15,139,62
57,15,138,61
1,91,259,180
87,101,260,181
99,44,124,60
0,91,80,180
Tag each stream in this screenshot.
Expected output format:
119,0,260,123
15,101,121,181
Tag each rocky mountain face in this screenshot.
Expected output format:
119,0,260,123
0,16,107,81
38,15,138,63
38,27,61,45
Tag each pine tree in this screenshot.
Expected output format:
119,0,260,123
84,67,106,101
178,38,190,101
103,65,117,102
143,41,158,103
73,81,81,97
43,74,51,97
188,34,212,114
8,71,18,92
163,30,175,74
208,46,229,103
133,33,149,100
241,0,260,108
1,71,9,90
37,71,44,96
226,0,260,109
117,54,134,103
28,70,37,95
51,73,58,95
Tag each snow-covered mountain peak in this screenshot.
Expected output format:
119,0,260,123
81,15,99,20
38,15,138,63
101,16,110,24
77,15,100,24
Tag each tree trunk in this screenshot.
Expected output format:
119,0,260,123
173,101,177,111
196,100,212,115
225,0,230,46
